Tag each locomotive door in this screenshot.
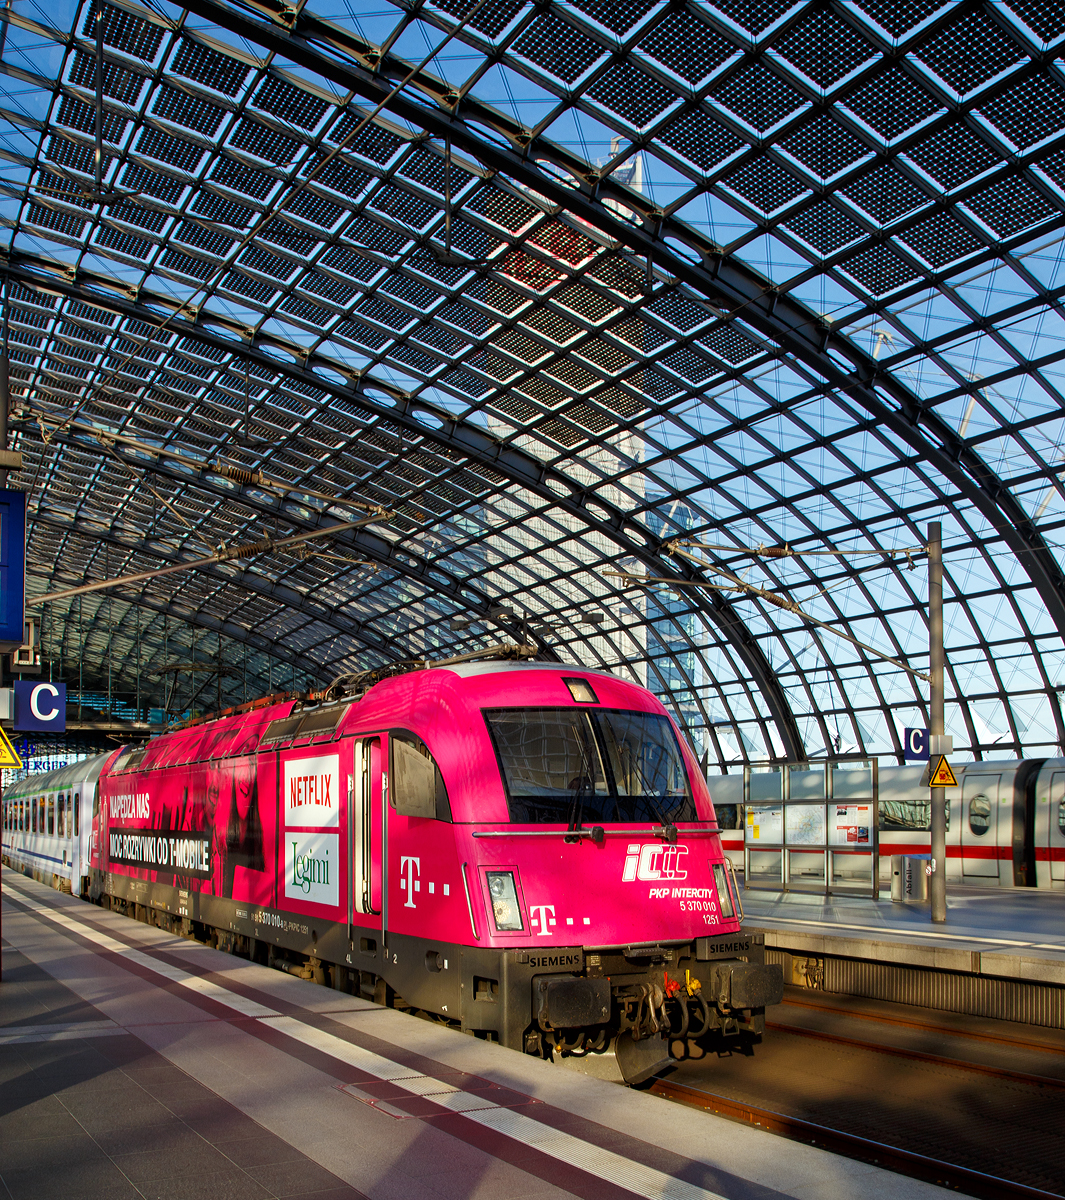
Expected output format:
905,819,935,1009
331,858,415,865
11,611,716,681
962,773,1000,877
1048,771,1065,882
350,737,383,922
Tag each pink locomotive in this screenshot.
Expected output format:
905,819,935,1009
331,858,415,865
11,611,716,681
90,657,782,1083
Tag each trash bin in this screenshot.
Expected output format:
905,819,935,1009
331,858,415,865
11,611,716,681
891,854,930,903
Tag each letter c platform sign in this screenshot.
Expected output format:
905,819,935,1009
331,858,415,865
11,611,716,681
904,727,929,762
14,681,67,732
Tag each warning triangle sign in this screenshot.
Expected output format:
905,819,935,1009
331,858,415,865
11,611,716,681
0,726,23,769
929,755,957,788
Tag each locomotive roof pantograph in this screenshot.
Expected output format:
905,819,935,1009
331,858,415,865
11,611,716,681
3,0,1065,769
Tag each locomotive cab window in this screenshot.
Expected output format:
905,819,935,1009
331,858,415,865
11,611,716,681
484,707,695,825
390,733,451,821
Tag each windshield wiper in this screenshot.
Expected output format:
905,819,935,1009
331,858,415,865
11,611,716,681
566,730,594,843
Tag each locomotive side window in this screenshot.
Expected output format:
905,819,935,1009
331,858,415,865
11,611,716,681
390,734,451,821
968,793,992,835
484,708,696,825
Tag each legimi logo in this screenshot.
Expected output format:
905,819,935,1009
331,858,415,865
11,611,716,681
284,755,339,829
284,833,339,907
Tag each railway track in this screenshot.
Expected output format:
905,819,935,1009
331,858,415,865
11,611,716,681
650,1077,1061,1200
653,991,1065,1198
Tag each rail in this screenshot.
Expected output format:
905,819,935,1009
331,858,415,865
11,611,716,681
650,1078,1061,1200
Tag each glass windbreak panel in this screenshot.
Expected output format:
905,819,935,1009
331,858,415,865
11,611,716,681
833,764,873,799
830,803,873,846
786,804,826,845
788,768,825,799
745,804,783,843
483,707,695,825
749,771,782,801
747,849,783,885
788,850,826,886
831,851,872,887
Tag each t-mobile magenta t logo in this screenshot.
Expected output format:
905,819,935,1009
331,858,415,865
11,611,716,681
400,856,421,908
529,904,556,935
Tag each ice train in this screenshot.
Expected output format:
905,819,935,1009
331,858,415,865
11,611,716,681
712,759,1065,888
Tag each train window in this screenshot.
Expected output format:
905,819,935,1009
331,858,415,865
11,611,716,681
57,794,65,839
38,796,44,833
1059,799,1065,836
390,733,452,821
48,795,55,836
715,804,741,830
75,793,80,837
484,707,696,825
968,794,992,836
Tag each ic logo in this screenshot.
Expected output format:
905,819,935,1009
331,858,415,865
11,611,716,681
400,856,421,908
622,843,688,882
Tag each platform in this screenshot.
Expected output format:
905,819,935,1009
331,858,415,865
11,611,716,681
0,874,962,1200
741,884,1065,987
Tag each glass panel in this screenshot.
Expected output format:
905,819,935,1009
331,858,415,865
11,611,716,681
749,772,782,802
831,851,872,888
788,768,825,799
745,804,783,843
833,765,873,799
785,804,825,845
787,850,826,887
747,849,783,885
1059,800,1065,836
830,803,873,845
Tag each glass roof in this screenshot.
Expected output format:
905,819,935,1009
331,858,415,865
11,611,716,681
2,0,1065,764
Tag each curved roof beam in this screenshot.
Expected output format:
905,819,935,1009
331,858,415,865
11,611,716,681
178,0,1065,642
7,257,801,756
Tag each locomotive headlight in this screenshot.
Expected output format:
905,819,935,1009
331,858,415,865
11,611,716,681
485,870,524,931
712,862,735,918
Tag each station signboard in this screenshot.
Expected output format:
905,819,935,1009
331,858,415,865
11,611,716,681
14,681,66,733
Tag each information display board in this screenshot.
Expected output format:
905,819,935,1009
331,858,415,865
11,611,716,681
743,762,879,897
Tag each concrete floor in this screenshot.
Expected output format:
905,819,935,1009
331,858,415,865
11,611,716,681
1,873,966,1200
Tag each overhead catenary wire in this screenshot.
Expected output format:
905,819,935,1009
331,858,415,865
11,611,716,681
23,407,381,513
28,513,389,607
603,569,931,683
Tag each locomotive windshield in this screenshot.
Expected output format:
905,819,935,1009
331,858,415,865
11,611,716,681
483,707,696,825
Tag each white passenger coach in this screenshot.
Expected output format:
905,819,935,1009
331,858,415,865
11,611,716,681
1,753,112,896
711,758,1065,889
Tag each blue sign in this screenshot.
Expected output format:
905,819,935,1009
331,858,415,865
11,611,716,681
0,489,25,652
14,681,67,732
904,726,929,762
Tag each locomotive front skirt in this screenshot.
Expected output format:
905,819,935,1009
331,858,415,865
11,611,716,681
5,661,782,1085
